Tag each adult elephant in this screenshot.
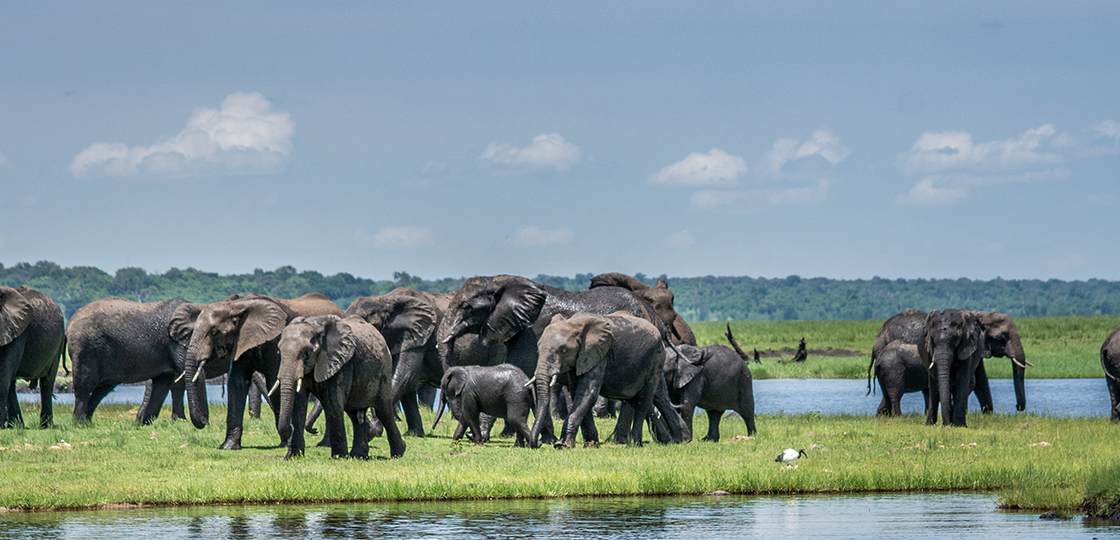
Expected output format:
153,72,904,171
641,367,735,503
1099,327,1120,423
181,293,343,450
276,315,404,460
68,297,211,425
869,309,1029,413
0,286,65,429
662,324,756,441
588,273,696,345
346,287,506,437
919,309,987,427
435,274,686,444
531,312,666,448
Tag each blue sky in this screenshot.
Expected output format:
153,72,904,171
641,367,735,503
2,2,1119,282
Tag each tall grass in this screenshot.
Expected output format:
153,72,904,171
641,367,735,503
1,403,1117,512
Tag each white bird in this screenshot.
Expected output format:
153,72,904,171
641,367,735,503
775,448,806,464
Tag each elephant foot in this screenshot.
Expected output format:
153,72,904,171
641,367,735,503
583,441,600,448
405,428,425,438
218,439,242,450
276,437,290,449
284,449,303,460
349,452,370,460
701,436,719,442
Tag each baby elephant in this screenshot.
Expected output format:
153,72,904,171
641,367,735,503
431,365,535,447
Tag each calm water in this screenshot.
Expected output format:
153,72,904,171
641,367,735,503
0,494,1116,539
22,379,1113,418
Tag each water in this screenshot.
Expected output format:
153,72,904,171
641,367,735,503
0,494,1115,539
21,379,1113,418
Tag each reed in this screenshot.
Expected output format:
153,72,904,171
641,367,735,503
1,403,1116,513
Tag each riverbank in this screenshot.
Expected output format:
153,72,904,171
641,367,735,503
2,403,1116,515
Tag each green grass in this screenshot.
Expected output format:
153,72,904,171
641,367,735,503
692,314,1120,379
2,403,1117,512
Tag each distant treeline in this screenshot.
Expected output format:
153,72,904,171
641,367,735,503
3,261,1119,322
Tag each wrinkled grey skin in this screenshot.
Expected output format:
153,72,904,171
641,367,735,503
869,342,928,417
277,315,404,460
589,273,697,346
436,275,685,445
1099,326,1120,423
345,288,505,438
68,297,209,425
181,293,344,450
0,286,64,429
663,339,756,441
431,365,535,447
919,309,988,427
531,312,665,448
870,309,1028,413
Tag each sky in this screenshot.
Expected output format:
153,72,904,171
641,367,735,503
2,2,1119,282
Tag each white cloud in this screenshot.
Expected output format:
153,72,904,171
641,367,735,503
690,179,830,212
69,92,293,178
902,124,1062,174
355,226,433,250
481,133,580,170
648,149,747,186
509,226,573,249
895,176,968,206
765,129,849,174
665,230,694,249
1082,120,1120,157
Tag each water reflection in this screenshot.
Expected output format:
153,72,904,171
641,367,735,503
1,494,1116,539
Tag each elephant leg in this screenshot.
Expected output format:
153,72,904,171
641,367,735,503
648,411,671,444
478,413,496,443
651,379,685,443
561,376,602,448
626,381,658,447
704,409,722,442
678,401,696,441
139,375,174,425
1107,377,1120,424
348,409,371,459
284,391,309,460
579,409,599,446
372,389,406,459
876,396,891,416
952,368,972,427
612,402,635,444
83,383,117,424
260,372,288,448
399,389,426,437
507,406,534,448
972,361,994,414
452,420,467,441
219,365,252,450
0,346,22,428
171,377,186,421
4,385,19,428
247,373,264,419
463,402,486,445
737,392,757,436
925,374,940,425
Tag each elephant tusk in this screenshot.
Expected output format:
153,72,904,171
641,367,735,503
267,380,280,397
1012,357,1035,369
550,374,559,387
174,372,185,384
191,361,207,382
523,376,537,388
296,378,302,393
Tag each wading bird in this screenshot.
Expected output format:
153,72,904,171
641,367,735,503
775,448,805,465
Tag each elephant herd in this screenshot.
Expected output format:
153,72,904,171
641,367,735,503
5,276,1119,461
0,274,758,460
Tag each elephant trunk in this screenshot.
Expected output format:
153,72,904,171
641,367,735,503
184,337,211,429
276,359,302,444
430,392,448,430
529,372,553,449
935,348,953,426
1008,335,1027,412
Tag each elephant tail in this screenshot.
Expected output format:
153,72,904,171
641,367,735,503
60,336,70,376
430,392,448,430
1102,347,1120,383
866,352,876,396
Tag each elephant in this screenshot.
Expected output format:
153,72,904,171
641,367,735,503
530,312,666,448
346,288,507,438
869,309,1029,413
868,341,928,416
919,309,988,427
67,297,211,425
181,293,344,450
436,274,686,444
1099,327,1120,423
0,286,65,429
276,315,405,459
430,364,535,447
588,273,697,345
662,325,756,441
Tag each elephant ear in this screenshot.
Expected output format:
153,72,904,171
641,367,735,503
232,298,290,363
919,310,938,368
576,316,614,377
168,302,204,346
315,316,356,383
446,368,467,397
483,281,547,344
589,272,650,291
675,345,708,388
958,312,987,362
0,286,32,347
347,295,436,356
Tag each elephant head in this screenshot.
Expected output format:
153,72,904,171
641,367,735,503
430,366,469,430
529,313,614,447
275,315,357,445
437,275,547,348
346,293,438,403
167,302,205,373
589,273,696,345
182,296,291,429
920,309,987,426
967,310,1029,412
662,344,709,392
0,286,33,347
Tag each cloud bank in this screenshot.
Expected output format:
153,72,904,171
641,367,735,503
481,133,580,170
765,129,849,174
69,92,293,178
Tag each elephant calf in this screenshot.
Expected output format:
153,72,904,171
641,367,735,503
431,365,535,447
869,342,928,416
663,325,756,441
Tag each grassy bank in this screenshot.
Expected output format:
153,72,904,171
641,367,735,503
694,314,1120,379
2,403,1116,512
